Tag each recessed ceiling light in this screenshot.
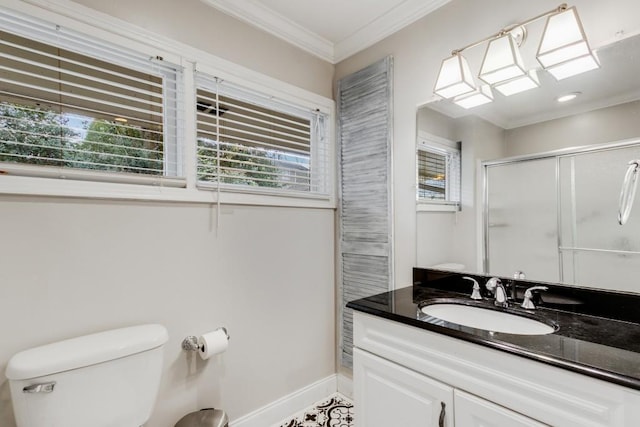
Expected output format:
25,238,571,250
114,117,128,123
557,92,581,103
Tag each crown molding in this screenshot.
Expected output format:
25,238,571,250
201,0,451,64
200,0,334,62
334,0,452,63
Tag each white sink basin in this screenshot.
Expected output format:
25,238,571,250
420,303,555,335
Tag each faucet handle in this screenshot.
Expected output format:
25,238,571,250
485,277,508,307
485,277,502,292
521,286,548,310
462,276,482,300
513,271,526,280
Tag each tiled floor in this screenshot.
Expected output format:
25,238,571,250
277,394,354,427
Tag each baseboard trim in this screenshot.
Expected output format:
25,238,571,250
231,375,337,427
337,373,353,400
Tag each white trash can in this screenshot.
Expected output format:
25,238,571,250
175,408,229,427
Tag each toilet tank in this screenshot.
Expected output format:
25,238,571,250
6,324,169,427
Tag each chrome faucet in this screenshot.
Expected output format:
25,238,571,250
521,286,548,310
462,276,483,300
485,277,509,308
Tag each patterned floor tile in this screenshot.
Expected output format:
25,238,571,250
277,394,354,427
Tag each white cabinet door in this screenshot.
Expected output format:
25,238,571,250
455,390,549,427
354,348,454,427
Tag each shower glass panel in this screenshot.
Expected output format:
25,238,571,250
486,158,559,282
558,145,640,288
485,140,640,290
560,250,640,292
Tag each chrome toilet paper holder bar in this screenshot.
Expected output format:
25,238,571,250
181,327,230,352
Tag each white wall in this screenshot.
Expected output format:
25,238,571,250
452,117,506,271
416,107,459,142
415,109,458,267
415,110,506,271
505,100,640,157
0,1,336,426
0,198,335,426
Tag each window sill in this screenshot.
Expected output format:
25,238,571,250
0,175,336,209
416,202,460,213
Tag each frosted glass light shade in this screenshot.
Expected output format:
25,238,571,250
454,85,493,109
434,53,475,99
495,70,540,96
546,54,599,80
537,6,600,80
479,33,526,85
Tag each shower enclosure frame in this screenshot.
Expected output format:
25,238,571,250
482,137,640,283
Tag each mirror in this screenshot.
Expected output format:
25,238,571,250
416,9,640,293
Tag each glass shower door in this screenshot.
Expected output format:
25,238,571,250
485,158,559,282
559,145,640,291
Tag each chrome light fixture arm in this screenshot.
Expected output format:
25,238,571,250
450,3,567,56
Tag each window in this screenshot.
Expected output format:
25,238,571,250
196,74,330,196
0,6,334,206
417,136,461,207
0,10,183,185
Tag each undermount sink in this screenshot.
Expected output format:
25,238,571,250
420,303,556,335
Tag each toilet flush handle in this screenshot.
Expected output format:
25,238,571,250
23,381,56,393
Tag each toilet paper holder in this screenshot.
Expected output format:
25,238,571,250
181,327,230,352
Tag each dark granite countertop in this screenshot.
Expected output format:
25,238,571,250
346,269,640,391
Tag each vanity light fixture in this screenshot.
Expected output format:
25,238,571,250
433,52,476,99
453,85,494,109
494,70,540,96
537,6,600,80
478,30,527,85
433,3,598,107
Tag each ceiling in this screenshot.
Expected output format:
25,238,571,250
200,0,451,63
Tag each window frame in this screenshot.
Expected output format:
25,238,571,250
416,132,461,212
0,19,184,184
194,72,331,198
0,0,336,209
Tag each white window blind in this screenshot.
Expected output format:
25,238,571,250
0,10,184,185
196,73,329,196
417,141,461,205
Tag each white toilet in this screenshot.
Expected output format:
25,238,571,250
5,324,169,427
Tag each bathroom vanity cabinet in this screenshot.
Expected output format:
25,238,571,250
353,311,640,427
354,347,544,426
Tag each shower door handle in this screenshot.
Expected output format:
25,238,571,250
618,160,640,225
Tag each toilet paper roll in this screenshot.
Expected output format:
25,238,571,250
198,329,229,360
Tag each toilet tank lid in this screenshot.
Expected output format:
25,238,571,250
5,324,168,380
